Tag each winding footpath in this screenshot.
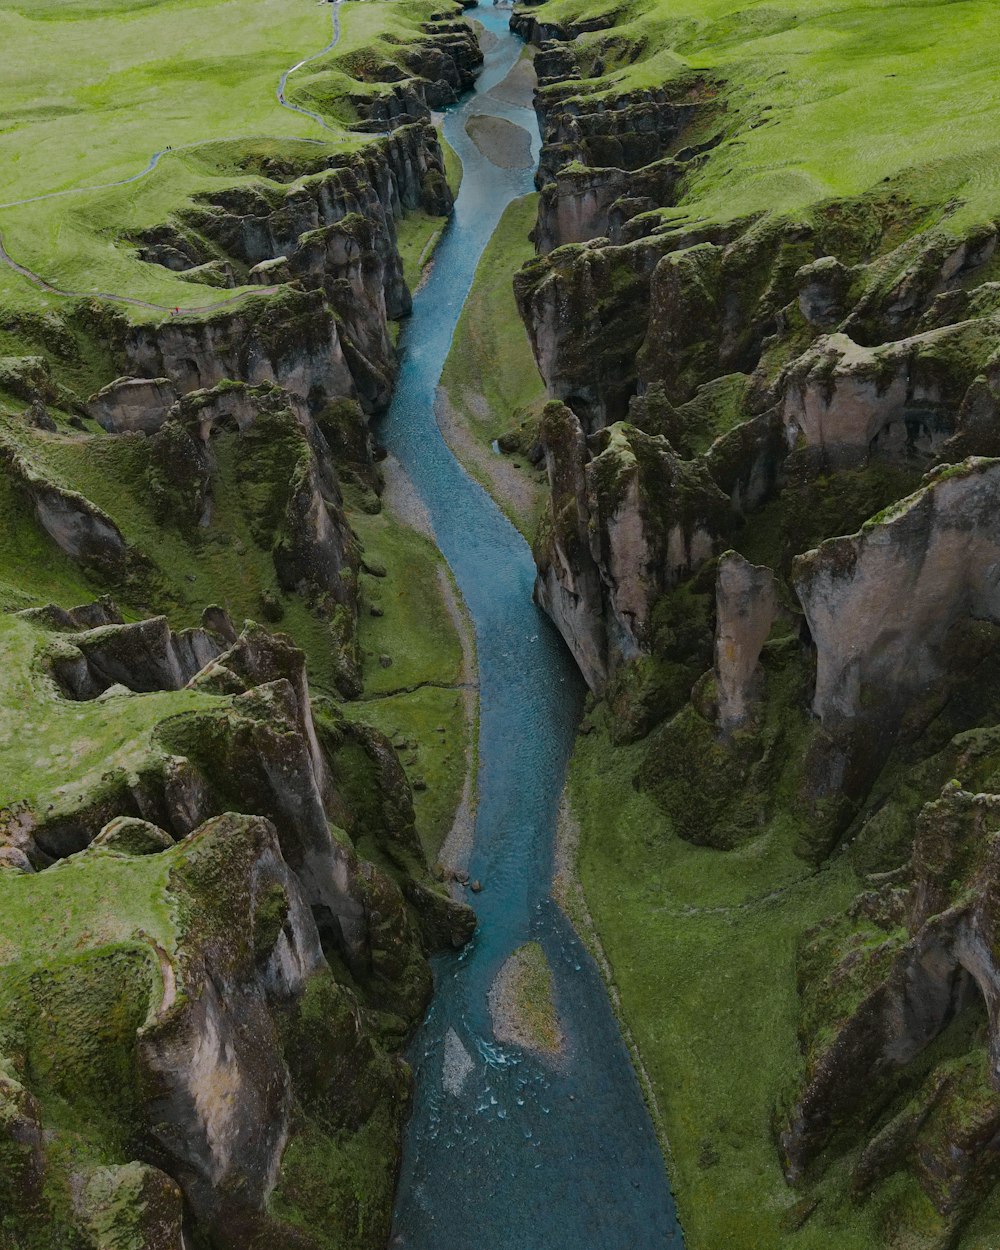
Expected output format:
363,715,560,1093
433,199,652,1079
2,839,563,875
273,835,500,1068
0,3,345,315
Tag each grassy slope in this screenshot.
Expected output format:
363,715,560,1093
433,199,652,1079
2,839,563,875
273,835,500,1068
529,0,1000,235
349,500,470,861
0,0,449,312
509,0,1000,1245
439,192,547,537
0,0,478,861
0,418,471,861
569,728,877,1248
0,615,220,818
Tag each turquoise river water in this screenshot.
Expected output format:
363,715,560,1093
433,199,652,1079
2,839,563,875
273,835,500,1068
381,8,684,1246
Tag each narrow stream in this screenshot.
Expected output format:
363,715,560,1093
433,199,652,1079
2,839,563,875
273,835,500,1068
381,8,683,1245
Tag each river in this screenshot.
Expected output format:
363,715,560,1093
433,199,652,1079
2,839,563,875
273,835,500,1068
380,7,683,1245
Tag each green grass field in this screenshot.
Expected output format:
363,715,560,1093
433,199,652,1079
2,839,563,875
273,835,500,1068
439,192,547,536
0,0,452,314
568,724,956,1249
526,0,1000,236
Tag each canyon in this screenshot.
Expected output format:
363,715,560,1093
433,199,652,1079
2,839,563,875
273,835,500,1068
4,0,1000,1247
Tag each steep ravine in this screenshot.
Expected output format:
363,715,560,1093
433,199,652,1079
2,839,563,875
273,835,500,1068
380,7,681,1246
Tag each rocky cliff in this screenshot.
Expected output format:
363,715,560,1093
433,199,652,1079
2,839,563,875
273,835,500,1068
0,8,480,1246
0,608,474,1249
509,0,1000,1242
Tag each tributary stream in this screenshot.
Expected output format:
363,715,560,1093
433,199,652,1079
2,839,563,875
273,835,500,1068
383,7,683,1245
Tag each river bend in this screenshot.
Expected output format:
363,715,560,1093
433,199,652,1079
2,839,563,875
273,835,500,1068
382,9,683,1245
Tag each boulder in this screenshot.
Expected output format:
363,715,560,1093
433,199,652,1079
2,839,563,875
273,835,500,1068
73,1163,185,1250
93,817,174,855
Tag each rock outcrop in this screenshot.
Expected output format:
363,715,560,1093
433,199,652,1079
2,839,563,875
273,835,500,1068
342,15,483,123
0,609,474,1249
778,326,984,471
713,552,780,735
125,287,360,413
782,782,1000,1238
87,376,179,434
793,458,1000,730
534,401,730,689
48,614,226,700
0,431,133,575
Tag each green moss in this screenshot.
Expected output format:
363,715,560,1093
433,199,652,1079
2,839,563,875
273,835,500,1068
268,1106,402,1250
441,135,463,199
735,463,925,574
631,375,752,458
491,941,563,1055
605,578,715,742
254,882,290,960
0,616,221,825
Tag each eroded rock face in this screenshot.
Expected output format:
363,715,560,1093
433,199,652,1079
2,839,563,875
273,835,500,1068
714,552,780,734
93,817,175,854
529,56,710,254
0,609,474,1249
796,256,854,329
344,18,482,122
535,158,684,254
127,170,415,424
0,434,132,574
0,20,479,1250
11,614,474,984
87,377,179,434
783,783,1000,1232
516,239,668,430
125,124,456,427
793,458,1000,730
514,13,1000,1244
778,328,977,470
49,615,225,700
140,813,326,1226
533,400,608,689
125,288,359,414
534,401,730,689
